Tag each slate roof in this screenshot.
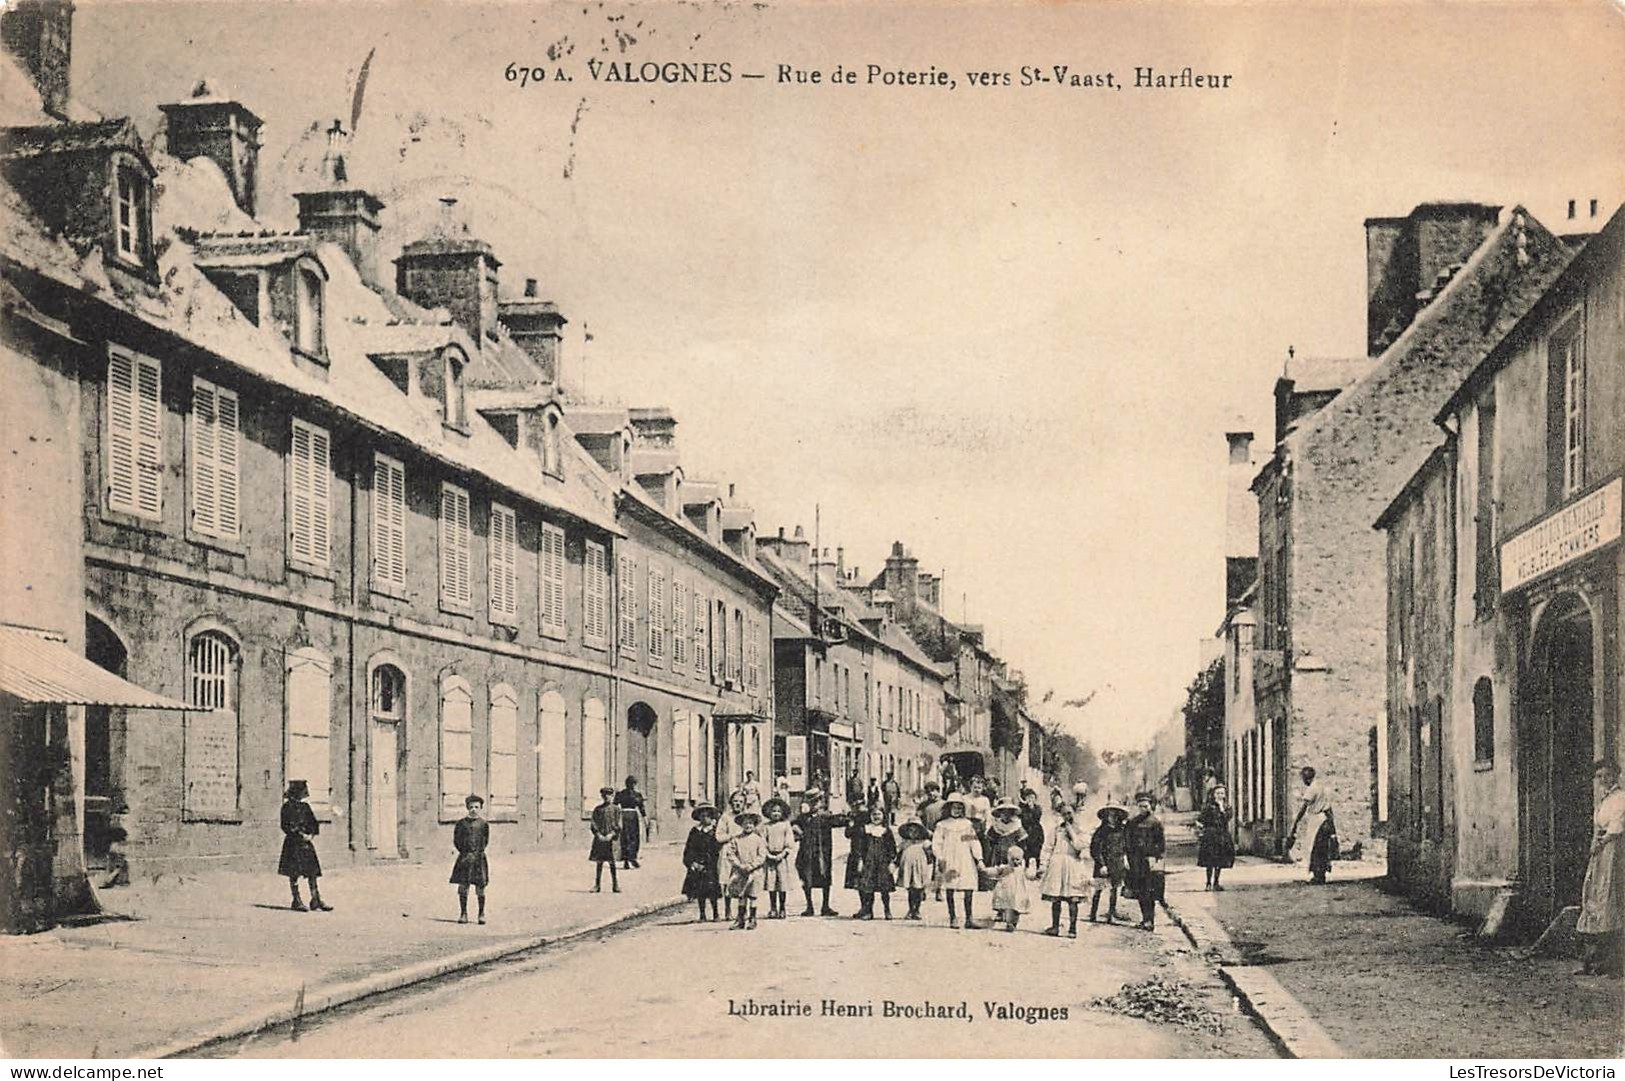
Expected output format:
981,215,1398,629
0,117,143,158
1280,355,1373,393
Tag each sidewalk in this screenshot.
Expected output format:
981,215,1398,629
1161,855,1625,1058
0,841,691,1059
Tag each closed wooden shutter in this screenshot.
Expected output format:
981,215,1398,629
649,567,667,660
290,420,331,565
440,676,474,818
584,542,608,643
540,523,566,636
581,697,607,815
538,691,567,821
672,581,689,666
673,709,691,798
440,483,472,606
372,454,407,591
489,684,518,816
108,349,162,518
489,504,518,624
285,648,333,815
618,555,638,651
191,379,240,539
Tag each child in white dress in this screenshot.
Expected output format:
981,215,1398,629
931,796,984,929
990,843,1032,931
897,818,933,920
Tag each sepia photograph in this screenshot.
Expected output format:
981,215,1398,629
0,0,1622,1065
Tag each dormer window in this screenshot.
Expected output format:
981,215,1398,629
295,265,325,357
542,413,562,477
112,157,152,266
444,348,467,429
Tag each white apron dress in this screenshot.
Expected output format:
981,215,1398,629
931,817,980,890
1577,787,1625,935
1040,820,1091,901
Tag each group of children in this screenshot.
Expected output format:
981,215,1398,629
676,780,1165,936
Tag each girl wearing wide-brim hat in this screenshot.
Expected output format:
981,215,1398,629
897,819,933,919
930,796,983,928
759,797,798,919
682,803,723,920
1089,805,1130,924
985,800,1027,868
724,811,768,929
277,779,332,912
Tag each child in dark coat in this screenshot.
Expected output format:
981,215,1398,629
682,803,723,921
278,780,332,912
1089,805,1129,924
589,786,621,893
450,794,490,924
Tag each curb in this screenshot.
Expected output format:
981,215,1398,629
1161,891,1344,1059
135,892,689,1059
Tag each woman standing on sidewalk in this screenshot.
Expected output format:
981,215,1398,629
278,780,332,912
1576,759,1625,976
614,776,647,870
1285,767,1335,884
1196,785,1236,891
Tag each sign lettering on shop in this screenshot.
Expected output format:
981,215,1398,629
1500,478,1621,594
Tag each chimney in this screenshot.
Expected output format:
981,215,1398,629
294,120,385,285
1,0,73,119
836,546,845,578
884,541,920,610
395,196,502,348
1224,431,1259,609
160,80,264,217
1365,203,1499,356
627,406,677,447
498,277,568,384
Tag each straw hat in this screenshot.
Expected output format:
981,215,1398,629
761,796,791,819
691,802,718,821
899,819,929,841
991,799,1020,817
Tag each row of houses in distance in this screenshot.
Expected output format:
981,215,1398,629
1214,184,1620,936
0,1,1035,933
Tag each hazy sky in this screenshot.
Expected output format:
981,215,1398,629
74,0,1623,750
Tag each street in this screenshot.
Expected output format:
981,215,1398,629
204,888,1279,1058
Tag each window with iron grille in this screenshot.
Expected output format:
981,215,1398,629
184,631,239,820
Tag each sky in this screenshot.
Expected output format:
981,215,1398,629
72,0,1624,751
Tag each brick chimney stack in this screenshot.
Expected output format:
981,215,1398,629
160,80,264,218
499,277,567,385
1,0,73,119
395,197,501,349
294,120,385,285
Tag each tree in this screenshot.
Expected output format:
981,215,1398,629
1041,722,1102,791
1182,656,1226,788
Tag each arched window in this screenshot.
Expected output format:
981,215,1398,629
369,662,407,856
581,696,608,815
285,647,333,815
538,689,567,821
1473,677,1495,766
295,265,325,356
439,674,474,819
184,630,240,820
489,683,519,817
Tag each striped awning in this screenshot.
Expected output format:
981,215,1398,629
0,624,190,710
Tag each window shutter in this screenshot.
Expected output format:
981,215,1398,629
290,423,313,561
372,455,407,591
191,379,218,536
215,388,240,538
538,692,567,821
673,581,689,666
134,354,162,519
583,542,607,643
439,676,474,818
490,505,518,624
693,588,707,675
541,523,565,636
618,555,638,651
649,568,666,659
290,420,330,565
673,709,691,798
441,484,472,605
489,685,518,816
286,648,333,815
107,351,138,513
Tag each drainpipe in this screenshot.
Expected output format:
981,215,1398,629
347,445,360,856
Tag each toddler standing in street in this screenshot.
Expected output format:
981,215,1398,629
1090,805,1129,924
725,810,767,930
990,843,1032,931
897,818,933,919
760,797,797,919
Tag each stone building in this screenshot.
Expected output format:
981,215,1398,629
1249,202,1574,858
1380,203,1622,927
0,4,775,891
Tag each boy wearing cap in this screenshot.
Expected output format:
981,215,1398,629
1126,793,1166,930
450,794,490,924
590,786,622,893
1089,805,1130,924
725,810,768,929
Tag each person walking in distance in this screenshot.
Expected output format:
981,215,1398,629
449,794,490,924
882,771,901,825
1285,767,1335,884
589,786,621,893
1126,793,1166,930
1196,785,1236,891
278,780,331,912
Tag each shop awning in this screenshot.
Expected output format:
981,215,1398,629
0,625,191,710
712,709,770,724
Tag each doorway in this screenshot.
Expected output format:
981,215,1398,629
84,616,127,869
1519,593,1595,928
626,702,658,800
370,665,406,858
